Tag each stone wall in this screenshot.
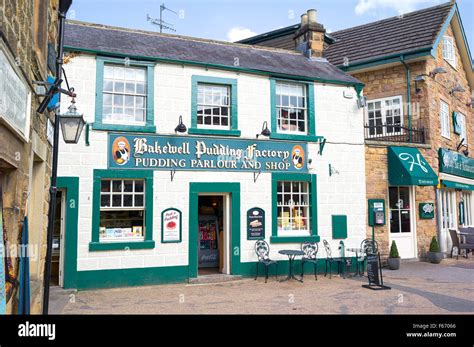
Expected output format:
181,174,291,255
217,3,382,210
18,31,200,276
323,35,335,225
0,0,59,313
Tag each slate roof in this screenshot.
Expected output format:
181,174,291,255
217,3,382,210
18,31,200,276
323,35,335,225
326,2,454,66
63,21,362,86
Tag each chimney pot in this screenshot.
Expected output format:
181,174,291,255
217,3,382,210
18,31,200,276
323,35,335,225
307,9,317,24
301,13,308,26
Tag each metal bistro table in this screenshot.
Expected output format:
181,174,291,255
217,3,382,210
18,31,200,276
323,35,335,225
278,249,304,282
346,247,364,277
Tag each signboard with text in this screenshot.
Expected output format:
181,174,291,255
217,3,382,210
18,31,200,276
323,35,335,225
439,148,474,180
161,208,182,243
108,134,308,173
247,207,265,240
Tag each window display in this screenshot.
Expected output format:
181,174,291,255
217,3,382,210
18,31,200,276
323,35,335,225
277,181,309,234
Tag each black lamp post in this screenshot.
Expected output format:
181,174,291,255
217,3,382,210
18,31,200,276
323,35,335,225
41,0,84,315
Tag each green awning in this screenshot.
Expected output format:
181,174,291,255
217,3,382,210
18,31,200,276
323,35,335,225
442,180,474,190
388,146,438,186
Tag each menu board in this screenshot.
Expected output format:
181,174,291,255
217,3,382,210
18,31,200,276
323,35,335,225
247,208,265,240
366,254,380,286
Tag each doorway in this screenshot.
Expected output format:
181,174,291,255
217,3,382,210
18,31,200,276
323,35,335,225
197,195,226,276
389,186,417,258
437,189,457,253
51,190,66,287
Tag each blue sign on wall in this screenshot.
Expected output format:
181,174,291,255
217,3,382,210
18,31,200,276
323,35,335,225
108,133,308,173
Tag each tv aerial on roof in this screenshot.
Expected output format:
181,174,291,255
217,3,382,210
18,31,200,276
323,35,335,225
147,3,177,33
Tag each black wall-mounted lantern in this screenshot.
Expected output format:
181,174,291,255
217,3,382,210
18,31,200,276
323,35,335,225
175,115,187,133
256,121,271,138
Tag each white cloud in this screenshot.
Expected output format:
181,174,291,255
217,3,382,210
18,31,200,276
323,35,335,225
226,27,257,42
354,0,443,16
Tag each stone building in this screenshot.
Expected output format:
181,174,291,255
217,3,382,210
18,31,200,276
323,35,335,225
0,1,60,313
240,2,474,258
53,19,367,289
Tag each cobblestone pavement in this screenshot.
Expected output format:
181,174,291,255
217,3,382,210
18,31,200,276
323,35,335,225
54,258,474,314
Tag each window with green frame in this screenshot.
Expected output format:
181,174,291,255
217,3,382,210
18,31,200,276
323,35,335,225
270,173,319,243
188,75,241,136
89,169,155,251
270,79,317,141
94,56,156,133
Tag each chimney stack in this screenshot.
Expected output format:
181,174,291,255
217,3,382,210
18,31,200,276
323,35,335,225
294,9,326,59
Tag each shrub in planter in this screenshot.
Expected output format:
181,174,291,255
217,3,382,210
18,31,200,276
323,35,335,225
427,236,443,264
387,240,401,270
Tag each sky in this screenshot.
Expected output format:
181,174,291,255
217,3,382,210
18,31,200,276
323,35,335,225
68,0,474,53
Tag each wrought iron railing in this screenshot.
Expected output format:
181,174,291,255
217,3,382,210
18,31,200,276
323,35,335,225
364,123,425,144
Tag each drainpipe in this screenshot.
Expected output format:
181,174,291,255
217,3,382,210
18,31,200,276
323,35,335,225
400,56,412,143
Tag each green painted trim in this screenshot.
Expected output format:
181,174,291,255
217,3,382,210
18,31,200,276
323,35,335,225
56,177,79,289
269,235,320,243
189,182,240,279
161,208,182,243
431,4,457,59
400,57,412,142
271,173,318,243
187,128,241,137
190,75,239,135
84,123,90,146
237,24,300,44
89,240,155,251
64,45,364,87
90,169,155,251
93,56,156,133
331,215,348,239
269,78,317,141
76,265,188,290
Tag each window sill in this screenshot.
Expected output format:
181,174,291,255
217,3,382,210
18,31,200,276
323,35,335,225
89,240,155,251
92,122,156,133
270,235,320,244
188,128,241,137
270,133,321,142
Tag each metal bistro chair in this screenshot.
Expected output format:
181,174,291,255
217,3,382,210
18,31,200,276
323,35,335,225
300,242,319,280
358,239,379,275
323,240,345,279
254,240,278,283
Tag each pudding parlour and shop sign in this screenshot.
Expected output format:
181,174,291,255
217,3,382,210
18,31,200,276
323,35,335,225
108,134,308,173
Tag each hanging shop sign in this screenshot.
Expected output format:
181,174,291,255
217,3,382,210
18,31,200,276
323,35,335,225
161,208,182,243
439,148,474,180
419,202,435,219
247,207,265,240
108,134,308,173
0,41,31,139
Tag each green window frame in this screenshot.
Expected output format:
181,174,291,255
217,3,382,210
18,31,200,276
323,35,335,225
270,78,318,142
89,169,155,251
188,75,241,137
270,173,319,243
94,56,156,133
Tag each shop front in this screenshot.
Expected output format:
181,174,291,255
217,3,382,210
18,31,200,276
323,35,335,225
437,149,474,253
387,146,438,258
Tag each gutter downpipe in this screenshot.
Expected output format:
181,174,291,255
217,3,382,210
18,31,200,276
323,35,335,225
400,55,412,143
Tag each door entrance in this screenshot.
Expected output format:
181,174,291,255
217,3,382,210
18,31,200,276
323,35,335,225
197,195,227,276
389,186,417,258
51,190,66,287
437,189,457,253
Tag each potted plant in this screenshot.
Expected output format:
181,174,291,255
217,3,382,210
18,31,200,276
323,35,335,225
387,240,401,270
427,236,443,264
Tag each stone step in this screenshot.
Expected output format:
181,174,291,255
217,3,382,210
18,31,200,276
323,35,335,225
188,274,243,285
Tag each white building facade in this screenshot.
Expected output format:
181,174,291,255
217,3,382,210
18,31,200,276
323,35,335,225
55,21,367,289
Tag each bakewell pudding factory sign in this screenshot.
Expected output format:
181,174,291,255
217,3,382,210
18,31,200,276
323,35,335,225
108,134,308,173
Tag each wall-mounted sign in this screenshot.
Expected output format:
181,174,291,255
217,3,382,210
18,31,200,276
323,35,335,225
247,207,265,240
161,208,182,243
0,41,31,139
452,112,462,135
419,202,435,219
108,134,308,173
439,148,474,180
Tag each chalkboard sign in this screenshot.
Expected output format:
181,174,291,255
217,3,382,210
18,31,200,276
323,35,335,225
247,208,265,240
362,252,391,291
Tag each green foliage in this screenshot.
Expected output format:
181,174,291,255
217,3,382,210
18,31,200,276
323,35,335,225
429,236,440,253
389,240,400,258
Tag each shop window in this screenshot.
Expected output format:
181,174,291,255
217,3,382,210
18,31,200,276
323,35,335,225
439,190,456,231
461,192,473,227
442,36,456,68
366,96,403,137
270,173,319,243
99,179,145,241
389,186,411,233
94,57,156,133
440,100,450,139
90,170,155,251
270,79,317,141
189,75,240,136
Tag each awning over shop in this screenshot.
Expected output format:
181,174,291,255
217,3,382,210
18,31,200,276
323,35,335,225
441,180,474,190
388,146,438,186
